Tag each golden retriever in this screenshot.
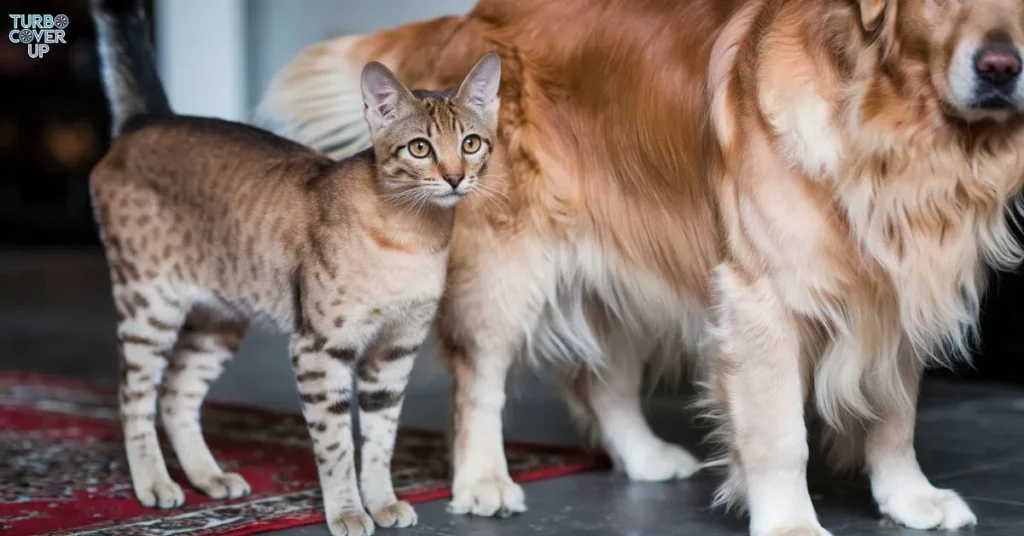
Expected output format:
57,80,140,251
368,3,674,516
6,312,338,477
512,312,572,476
258,0,1024,533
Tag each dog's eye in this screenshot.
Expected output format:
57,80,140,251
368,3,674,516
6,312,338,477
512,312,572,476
408,139,432,158
462,135,482,154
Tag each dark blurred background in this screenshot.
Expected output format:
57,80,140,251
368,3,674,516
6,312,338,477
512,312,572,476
0,0,109,246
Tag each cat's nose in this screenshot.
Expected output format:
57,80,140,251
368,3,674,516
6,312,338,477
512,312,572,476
442,174,464,189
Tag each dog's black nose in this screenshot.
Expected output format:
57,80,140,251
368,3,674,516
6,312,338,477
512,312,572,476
976,45,1022,84
442,174,464,188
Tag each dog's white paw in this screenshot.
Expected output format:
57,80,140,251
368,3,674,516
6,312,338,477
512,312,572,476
751,516,833,536
878,487,977,530
756,525,834,536
447,474,526,518
621,442,701,481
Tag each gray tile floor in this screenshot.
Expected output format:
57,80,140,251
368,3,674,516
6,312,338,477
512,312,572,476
3,250,1024,535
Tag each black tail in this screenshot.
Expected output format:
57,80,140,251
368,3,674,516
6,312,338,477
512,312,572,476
90,0,172,137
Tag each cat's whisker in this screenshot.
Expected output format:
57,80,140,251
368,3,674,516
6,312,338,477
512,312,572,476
472,189,503,213
474,180,511,203
470,182,502,202
385,188,433,217
409,189,431,215
479,172,511,183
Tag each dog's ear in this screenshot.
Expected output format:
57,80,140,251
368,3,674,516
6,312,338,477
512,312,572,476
858,0,886,32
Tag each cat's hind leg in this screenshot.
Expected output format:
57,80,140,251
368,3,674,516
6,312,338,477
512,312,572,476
114,278,188,509
160,309,250,499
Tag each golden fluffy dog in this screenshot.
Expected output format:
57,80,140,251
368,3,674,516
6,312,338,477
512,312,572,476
259,0,1024,533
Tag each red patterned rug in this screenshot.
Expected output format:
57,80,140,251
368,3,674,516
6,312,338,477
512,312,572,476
0,372,609,535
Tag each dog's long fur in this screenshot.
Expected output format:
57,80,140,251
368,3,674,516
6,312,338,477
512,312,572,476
260,0,1024,533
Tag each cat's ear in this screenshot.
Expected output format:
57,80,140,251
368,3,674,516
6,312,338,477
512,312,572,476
857,0,886,31
361,62,413,131
456,52,501,121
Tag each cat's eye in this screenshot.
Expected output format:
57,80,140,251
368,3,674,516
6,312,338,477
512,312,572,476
462,135,482,154
408,139,432,158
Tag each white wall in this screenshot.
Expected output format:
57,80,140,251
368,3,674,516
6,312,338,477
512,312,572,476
245,0,477,114
154,0,247,122
153,0,476,123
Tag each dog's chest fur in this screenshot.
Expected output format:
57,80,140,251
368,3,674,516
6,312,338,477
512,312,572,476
753,71,1024,362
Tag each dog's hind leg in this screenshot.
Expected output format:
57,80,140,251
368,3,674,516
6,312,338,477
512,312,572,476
558,329,700,481
160,311,250,499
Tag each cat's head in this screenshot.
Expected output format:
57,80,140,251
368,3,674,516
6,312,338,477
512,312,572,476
360,53,500,209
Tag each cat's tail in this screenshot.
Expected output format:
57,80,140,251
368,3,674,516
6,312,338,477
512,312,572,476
90,0,172,137
256,16,467,160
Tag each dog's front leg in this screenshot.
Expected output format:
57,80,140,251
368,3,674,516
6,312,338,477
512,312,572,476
865,358,977,530
709,264,829,536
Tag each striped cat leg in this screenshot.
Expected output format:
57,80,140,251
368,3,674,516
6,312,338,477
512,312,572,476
291,324,374,536
356,322,429,529
114,280,188,509
160,313,250,499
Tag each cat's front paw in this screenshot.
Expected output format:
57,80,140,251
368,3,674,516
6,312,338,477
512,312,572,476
194,472,251,499
134,477,185,509
370,500,417,528
328,509,375,536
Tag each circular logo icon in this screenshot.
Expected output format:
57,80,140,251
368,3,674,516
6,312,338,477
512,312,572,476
54,14,69,29
18,29,32,44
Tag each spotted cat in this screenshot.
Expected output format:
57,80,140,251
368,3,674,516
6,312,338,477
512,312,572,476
89,1,499,534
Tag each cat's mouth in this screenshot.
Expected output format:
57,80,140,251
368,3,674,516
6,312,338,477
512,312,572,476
432,190,467,208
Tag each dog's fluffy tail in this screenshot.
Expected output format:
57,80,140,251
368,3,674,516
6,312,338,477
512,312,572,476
256,16,466,160
90,0,171,137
